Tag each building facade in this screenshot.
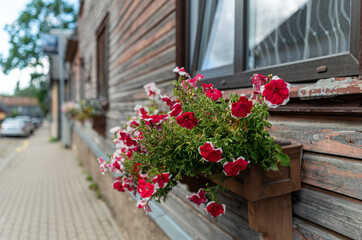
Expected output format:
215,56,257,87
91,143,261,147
67,0,362,239
0,97,42,118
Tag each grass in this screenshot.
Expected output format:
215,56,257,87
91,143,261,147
77,155,102,199
89,182,102,199
86,174,93,181
48,137,59,143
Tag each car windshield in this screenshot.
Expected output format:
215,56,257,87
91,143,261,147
2,119,25,126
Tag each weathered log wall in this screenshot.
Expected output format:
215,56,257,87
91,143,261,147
72,0,362,239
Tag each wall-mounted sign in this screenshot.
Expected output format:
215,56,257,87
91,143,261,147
41,34,58,55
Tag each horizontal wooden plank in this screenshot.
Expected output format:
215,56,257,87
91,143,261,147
302,152,362,200
293,217,350,240
166,184,261,240
109,0,175,64
293,187,362,239
269,116,362,159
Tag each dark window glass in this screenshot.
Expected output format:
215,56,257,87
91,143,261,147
96,16,109,99
247,0,351,69
187,0,356,89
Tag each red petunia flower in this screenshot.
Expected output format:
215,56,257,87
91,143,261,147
137,200,152,214
198,142,223,163
113,178,125,192
144,82,161,100
206,201,226,217
137,179,155,199
201,83,214,93
117,130,138,148
252,74,269,91
108,160,122,174
205,89,223,101
250,91,262,105
173,66,190,78
169,103,183,117
223,156,249,176
176,112,199,130
186,188,207,205
97,157,108,175
152,172,171,188
134,105,150,118
229,95,253,118
132,162,142,174
122,176,134,192
148,114,168,125
260,76,290,108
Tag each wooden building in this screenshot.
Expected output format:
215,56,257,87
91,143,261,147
67,0,362,239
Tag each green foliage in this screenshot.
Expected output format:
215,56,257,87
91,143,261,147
89,182,102,199
1,0,77,73
13,76,48,115
63,98,106,120
113,75,290,204
48,137,59,142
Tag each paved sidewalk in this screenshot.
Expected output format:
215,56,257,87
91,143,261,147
0,125,124,240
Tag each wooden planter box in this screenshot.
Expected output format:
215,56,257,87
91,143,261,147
206,144,302,201
182,143,303,240
91,115,106,137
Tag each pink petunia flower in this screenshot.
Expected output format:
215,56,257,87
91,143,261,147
169,103,183,117
137,200,152,214
201,83,214,93
206,201,226,217
186,188,207,205
198,142,223,163
176,112,199,130
144,82,161,100
223,156,249,176
152,172,171,188
137,179,155,199
229,95,253,118
97,157,108,175
260,76,290,108
205,89,223,101
252,74,269,91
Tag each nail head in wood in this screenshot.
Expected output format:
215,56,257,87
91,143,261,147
316,66,327,73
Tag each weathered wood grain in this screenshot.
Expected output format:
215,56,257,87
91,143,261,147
165,184,261,240
293,187,362,239
249,194,293,240
293,217,350,240
269,116,362,159
302,152,362,200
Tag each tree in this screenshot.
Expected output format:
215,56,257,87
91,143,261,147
1,0,77,115
1,0,77,74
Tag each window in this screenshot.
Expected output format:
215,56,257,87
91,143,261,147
186,0,359,90
96,14,109,99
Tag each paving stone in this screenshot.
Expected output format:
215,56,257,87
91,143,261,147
0,125,124,240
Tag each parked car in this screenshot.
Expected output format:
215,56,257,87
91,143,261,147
16,116,34,134
0,118,31,137
32,117,42,128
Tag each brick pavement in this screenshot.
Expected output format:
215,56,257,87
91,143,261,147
0,125,124,240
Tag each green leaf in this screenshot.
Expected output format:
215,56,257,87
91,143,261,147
275,144,282,153
268,162,279,171
251,151,259,162
276,153,290,166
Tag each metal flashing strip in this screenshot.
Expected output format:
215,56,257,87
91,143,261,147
73,125,193,240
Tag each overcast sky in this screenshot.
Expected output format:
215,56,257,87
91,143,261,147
0,0,77,95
